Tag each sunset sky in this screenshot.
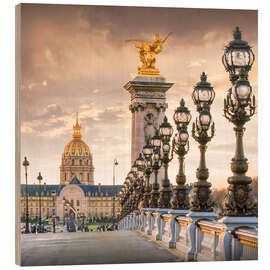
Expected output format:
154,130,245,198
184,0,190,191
20,4,258,188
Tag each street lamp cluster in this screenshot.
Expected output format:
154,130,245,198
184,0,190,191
119,100,193,218
222,27,257,217
119,26,257,219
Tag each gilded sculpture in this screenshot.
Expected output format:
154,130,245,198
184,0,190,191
126,32,172,76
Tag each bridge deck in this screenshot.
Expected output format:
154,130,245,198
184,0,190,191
21,231,182,266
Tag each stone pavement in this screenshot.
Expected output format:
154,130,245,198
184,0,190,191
21,231,182,266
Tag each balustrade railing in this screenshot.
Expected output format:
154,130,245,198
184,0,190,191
118,209,258,262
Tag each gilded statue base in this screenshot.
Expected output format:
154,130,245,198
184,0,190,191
137,67,163,77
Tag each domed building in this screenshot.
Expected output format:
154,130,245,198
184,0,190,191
20,113,122,225
60,112,94,185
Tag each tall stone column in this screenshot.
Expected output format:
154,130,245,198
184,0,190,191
124,76,173,183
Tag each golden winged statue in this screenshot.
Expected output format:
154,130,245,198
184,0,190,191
126,32,172,77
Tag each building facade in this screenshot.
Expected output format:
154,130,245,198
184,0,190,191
20,113,121,222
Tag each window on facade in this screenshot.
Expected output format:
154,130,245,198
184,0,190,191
87,173,89,181
80,173,82,181
80,159,82,166
71,200,74,206
64,173,66,181
72,159,74,165
47,208,49,215
77,200,80,206
86,159,88,165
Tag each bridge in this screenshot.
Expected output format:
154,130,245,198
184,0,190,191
21,231,182,266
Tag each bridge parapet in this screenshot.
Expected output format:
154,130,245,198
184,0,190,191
118,209,258,262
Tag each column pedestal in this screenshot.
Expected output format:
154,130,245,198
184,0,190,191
124,76,173,184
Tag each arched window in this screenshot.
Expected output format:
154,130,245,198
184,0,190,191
72,159,74,166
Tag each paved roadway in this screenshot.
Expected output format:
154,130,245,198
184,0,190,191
21,231,182,266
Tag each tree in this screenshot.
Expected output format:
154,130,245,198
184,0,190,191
251,176,258,199
212,187,226,216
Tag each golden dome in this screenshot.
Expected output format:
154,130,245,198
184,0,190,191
63,112,92,157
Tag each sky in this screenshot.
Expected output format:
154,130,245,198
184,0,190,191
19,4,258,188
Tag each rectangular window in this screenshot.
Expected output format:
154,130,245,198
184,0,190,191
71,200,74,206
77,200,80,206
80,173,82,181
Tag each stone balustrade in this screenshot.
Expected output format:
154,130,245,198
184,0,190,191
118,208,258,261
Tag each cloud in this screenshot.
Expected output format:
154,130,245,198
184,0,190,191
187,61,202,68
19,4,258,187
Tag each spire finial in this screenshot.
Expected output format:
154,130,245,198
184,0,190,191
201,72,207,82
180,98,185,107
234,26,242,40
73,112,82,139
76,112,79,125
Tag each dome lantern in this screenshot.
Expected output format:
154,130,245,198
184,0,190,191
73,112,82,139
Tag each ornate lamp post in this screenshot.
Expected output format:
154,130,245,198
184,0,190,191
22,157,30,234
142,140,153,208
190,72,215,212
126,171,134,214
51,190,56,233
149,130,162,208
158,116,174,209
171,99,191,209
122,179,129,216
222,28,257,217
135,153,145,208
112,158,118,221
222,26,255,85
37,172,43,231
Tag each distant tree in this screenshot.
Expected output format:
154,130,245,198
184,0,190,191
251,176,258,199
212,176,258,216
212,187,226,216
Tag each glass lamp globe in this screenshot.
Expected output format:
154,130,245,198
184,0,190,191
232,77,252,106
143,140,153,160
131,163,138,173
151,130,161,148
198,111,211,131
162,143,170,154
152,151,160,162
137,170,144,178
173,99,191,128
179,130,189,145
192,72,215,109
159,116,173,139
222,27,255,76
135,153,145,167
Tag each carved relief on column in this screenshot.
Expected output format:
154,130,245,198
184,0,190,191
129,102,147,112
144,110,158,144
154,102,168,112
